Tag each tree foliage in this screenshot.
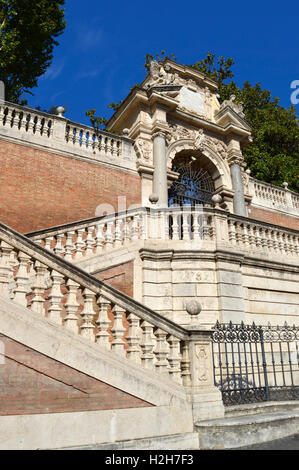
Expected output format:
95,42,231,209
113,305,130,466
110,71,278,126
192,53,299,192
0,0,66,103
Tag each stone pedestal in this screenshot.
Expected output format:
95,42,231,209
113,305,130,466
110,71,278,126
186,327,225,422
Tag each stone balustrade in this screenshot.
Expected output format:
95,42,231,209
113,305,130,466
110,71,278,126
26,207,216,260
0,220,218,387
0,101,135,167
249,177,299,214
26,206,299,262
0,102,53,138
228,215,299,258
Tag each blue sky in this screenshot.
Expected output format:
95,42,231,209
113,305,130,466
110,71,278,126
26,0,299,126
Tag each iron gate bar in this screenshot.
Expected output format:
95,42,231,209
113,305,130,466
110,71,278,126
212,321,299,406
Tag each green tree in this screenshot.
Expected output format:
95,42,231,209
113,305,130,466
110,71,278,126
192,53,299,192
0,0,66,103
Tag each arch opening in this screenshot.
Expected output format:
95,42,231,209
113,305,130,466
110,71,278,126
168,150,216,207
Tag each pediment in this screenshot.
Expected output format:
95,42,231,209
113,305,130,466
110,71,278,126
215,105,251,131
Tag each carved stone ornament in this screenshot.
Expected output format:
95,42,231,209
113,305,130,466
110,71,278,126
165,123,228,159
195,343,209,382
144,61,180,89
242,168,251,191
220,94,245,119
145,61,205,95
134,138,152,162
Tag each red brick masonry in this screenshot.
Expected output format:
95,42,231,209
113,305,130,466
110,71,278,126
250,207,299,231
0,139,142,233
0,334,152,415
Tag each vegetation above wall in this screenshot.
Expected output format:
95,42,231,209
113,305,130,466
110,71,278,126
0,0,66,104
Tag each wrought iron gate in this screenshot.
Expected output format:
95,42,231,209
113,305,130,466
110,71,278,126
212,321,299,406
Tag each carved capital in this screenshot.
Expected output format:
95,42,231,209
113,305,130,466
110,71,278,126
227,149,244,166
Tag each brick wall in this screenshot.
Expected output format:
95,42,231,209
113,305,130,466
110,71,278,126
0,140,141,233
249,207,299,231
94,261,134,297
0,334,152,415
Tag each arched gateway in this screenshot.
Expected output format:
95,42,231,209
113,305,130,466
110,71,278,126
107,59,252,215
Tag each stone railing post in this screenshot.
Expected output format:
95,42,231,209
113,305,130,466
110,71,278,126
186,326,225,422
52,113,67,144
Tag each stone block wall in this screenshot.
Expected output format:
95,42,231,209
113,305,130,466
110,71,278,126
140,248,299,327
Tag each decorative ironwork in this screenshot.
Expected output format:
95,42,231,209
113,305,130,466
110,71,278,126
212,321,299,406
168,161,215,206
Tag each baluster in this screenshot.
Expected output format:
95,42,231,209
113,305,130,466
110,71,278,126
75,228,85,259
171,211,181,240
114,217,123,247
260,227,268,254
281,233,288,256
95,223,105,254
48,270,64,323
64,231,75,261
267,230,274,253
85,226,95,256
0,242,14,298
153,328,169,374
80,288,96,340
167,335,182,384
193,211,201,241
111,305,126,356
277,231,284,255
140,321,155,370
181,342,192,386
124,217,132,244
272,230,279,254
64,279,80,331
131,215,139,241
228,220,237,245
139,212,147,240
54,233,65,257
34,116,41,135
13,252,31,306
182,209,191,240
31,261,48,315
44,236,53,252
126,313,141,364
96,296,111,349
104,221,114,249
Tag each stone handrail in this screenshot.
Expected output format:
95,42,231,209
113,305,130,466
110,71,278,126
0,220,213,386
0,101,135,167
249,177,299,214
26,206,299,262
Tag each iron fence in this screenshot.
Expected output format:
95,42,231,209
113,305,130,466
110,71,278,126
212,321,299,406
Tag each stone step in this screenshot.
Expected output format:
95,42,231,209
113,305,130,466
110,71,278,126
59,432,199,450
195,404,299,449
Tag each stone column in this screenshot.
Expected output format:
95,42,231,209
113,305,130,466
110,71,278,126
152,131,168,208
228,140,247,217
